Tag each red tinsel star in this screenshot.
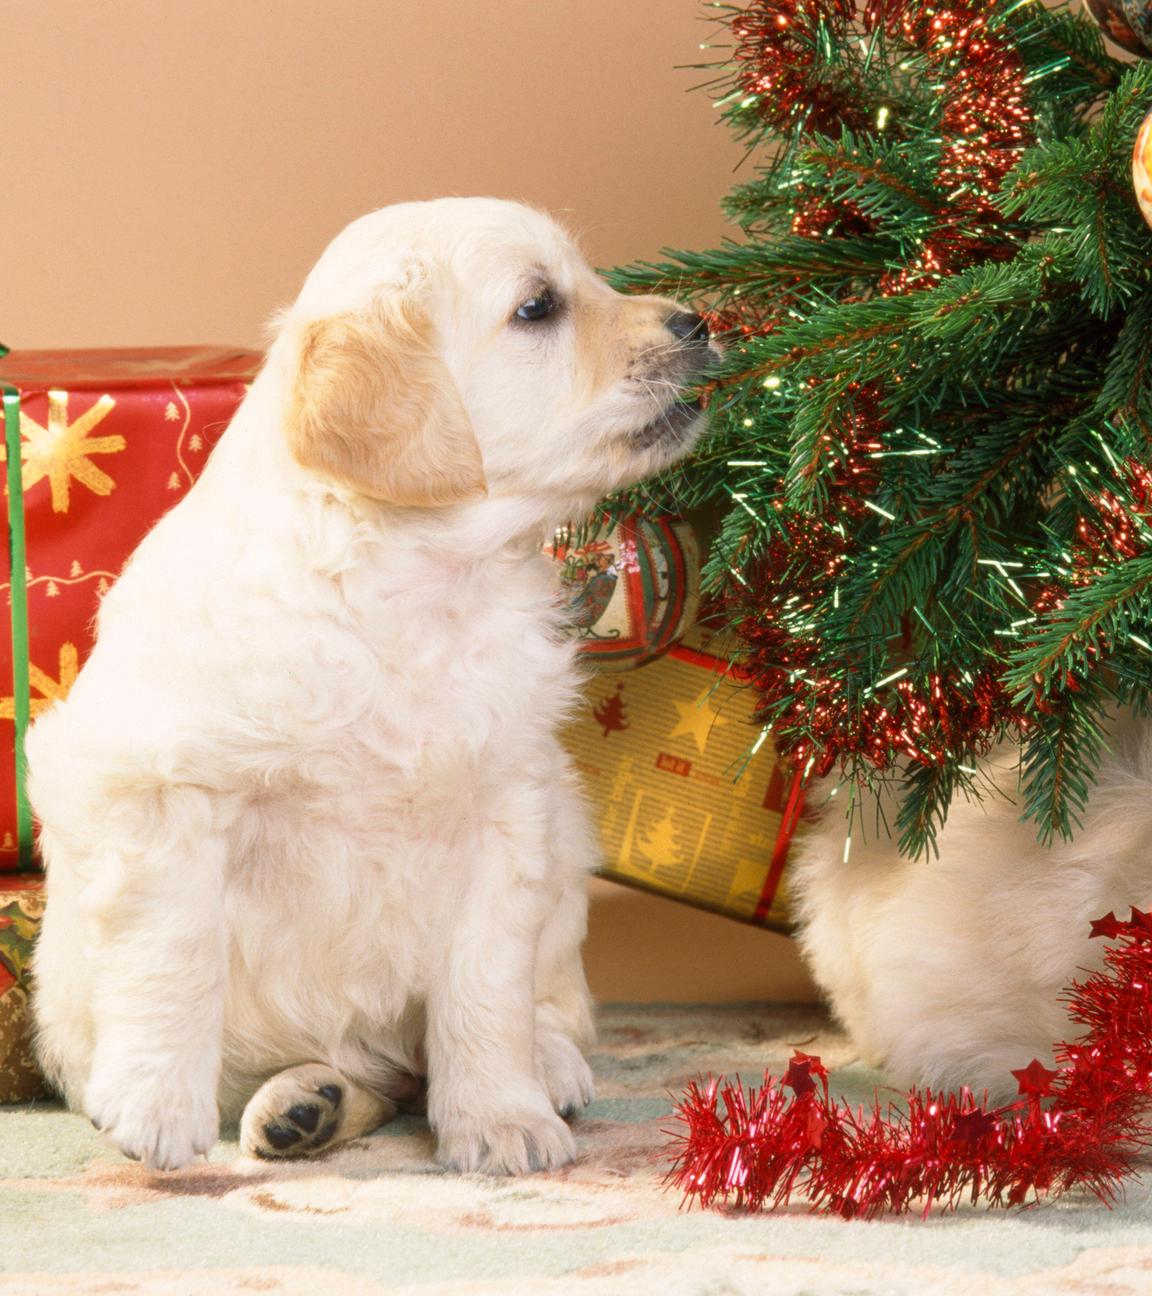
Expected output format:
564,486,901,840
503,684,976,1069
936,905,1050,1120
791,1049,828,1081
1129,907,1152,941
951,1106,997,1146
1090,911,1125,940
805,1107,829,1150
782,1055,817,1098
1010,1058,1060,1098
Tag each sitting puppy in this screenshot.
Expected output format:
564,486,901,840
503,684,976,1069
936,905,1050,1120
793,709,1152,1099
28,198,717,1172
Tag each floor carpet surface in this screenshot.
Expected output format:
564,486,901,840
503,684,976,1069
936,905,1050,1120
3,1003,1152,1295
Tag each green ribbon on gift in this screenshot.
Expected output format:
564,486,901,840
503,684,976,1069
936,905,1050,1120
1,343,34,869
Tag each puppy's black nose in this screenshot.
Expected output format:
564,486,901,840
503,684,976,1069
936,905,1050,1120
665,311,710,344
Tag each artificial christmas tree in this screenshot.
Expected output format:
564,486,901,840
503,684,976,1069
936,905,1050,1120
611,0,1152,858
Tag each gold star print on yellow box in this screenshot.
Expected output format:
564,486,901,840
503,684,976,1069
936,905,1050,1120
0,643,79,720
9,390,125,513
668,686,728,754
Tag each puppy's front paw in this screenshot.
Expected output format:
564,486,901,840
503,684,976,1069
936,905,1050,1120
85,1064,218,1171
536,1029,595,1118
434,1100,577,1175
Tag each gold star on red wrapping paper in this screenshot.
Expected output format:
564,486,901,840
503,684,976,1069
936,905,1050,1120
2,390,126,513
0,643,79,719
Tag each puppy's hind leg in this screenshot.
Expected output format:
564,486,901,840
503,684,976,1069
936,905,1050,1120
61,786,230,1171
240,1063,398,1159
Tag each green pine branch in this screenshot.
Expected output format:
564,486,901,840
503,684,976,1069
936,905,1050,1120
608,0,1152,855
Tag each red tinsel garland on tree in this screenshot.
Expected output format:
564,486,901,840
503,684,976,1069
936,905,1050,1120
667,910,1152,1217
731,0,1031,289
712,0,1048,776
727,376,1017,777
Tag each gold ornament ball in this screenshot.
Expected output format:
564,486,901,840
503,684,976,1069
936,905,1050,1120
1133,108,1152,231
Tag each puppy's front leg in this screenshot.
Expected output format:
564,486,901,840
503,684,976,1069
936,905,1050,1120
426,817,576,1176
78,788,228,1170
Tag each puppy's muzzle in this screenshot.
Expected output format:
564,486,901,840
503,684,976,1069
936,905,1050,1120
663,308,724,398
630,308,724,452
665,310,711,346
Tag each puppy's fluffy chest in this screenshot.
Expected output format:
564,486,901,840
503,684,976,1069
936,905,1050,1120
210,527,583,884
336,538,579,761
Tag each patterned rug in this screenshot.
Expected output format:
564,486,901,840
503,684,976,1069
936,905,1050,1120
3,1003,1152,1295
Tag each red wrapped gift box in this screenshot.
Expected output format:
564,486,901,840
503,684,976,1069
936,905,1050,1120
0,347,261,870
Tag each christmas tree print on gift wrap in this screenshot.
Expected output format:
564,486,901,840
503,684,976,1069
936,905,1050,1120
593,683,630,737
627,801,710,891
637,807,686,873
609,0,1152,859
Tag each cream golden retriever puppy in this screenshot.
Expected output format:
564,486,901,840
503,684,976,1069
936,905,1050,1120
28,197,717,1172
794,710,1152,1099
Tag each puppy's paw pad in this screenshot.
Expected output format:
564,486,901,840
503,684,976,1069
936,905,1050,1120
284,1103,321,1134
240,1067,348,1160
436,1107,577,1176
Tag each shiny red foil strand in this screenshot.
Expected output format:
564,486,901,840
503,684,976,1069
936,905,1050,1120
667,911,1152,1217
736,453,1152,776
729,0,1032,286
879,1,1032,291
730,0,864,137
726,384,1024,774
1074,460,1152,572
719,1,1035,771
1031,458,1152,688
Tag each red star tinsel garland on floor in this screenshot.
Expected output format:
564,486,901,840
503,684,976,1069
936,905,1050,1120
667,910,1152,1217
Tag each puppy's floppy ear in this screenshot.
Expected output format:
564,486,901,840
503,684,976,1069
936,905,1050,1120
284,291,487,507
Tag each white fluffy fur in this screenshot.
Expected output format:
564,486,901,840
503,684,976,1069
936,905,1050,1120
794,708,1152,1099
27,198,712,1171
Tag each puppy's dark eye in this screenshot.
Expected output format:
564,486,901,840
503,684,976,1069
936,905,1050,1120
515,292,558,323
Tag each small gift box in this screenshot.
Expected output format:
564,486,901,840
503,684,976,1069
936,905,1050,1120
562,618,806,931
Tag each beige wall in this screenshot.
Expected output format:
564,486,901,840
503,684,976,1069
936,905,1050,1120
6,0,746,349
5,0,817,1004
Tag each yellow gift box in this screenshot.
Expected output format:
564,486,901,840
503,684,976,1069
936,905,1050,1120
563,624,803,932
